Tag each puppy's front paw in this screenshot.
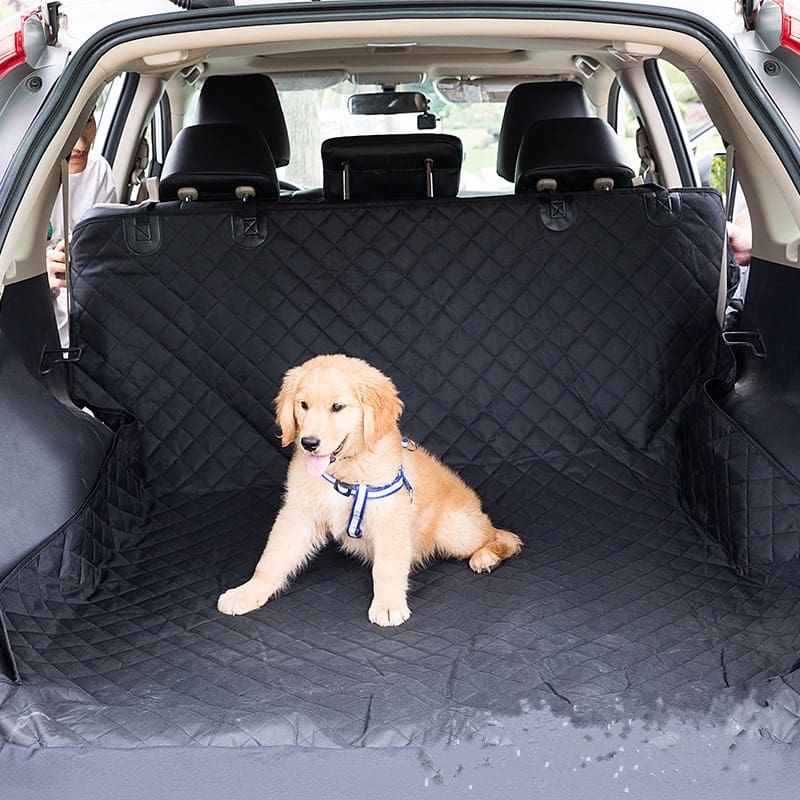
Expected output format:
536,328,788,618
217,580,271,616
368,598,411,627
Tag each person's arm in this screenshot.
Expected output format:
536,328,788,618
46,239,67,291
726,208,752,266
47,156,117,292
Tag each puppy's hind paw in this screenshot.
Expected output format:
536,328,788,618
368,599,411,627
468,547,502,573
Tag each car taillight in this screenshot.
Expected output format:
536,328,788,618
777,0,800,55
0,9,37,81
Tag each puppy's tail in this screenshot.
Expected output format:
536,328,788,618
468,527,523,573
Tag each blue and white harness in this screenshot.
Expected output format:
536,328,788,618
321,438,414,538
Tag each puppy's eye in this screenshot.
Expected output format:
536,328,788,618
299,401,308,411
331,403,345,413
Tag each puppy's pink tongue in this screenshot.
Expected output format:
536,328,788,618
306,454,330,477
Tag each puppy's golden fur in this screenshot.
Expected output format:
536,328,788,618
217,354,522,626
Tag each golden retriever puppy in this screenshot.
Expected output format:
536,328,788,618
217,354,522,626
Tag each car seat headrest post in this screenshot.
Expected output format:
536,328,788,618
342,162,351,200
424,158,434,198
177,187,199,202
593,177,615,191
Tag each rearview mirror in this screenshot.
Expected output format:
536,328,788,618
348,91,428,115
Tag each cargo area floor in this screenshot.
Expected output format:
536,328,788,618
2,428,800,748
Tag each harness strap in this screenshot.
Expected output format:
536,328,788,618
321,438,415,538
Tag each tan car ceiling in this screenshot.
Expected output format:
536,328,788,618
2,13,800,294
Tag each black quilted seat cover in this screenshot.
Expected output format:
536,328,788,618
3,190,800,748
67,192,729,494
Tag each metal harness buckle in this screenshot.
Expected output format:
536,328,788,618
332,479,354,497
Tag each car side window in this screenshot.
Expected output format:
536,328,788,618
93,75,125,157
127,92,171,203
609,80,643,172
657,60,751,286
615,63,747,213
656,60,728,193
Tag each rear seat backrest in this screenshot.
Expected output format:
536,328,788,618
321,133,463,200
496,81,593,183
514,117,635,193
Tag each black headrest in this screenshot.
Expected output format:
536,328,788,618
197,74,291,168
321,134,463,200
160,124,280,202
515,117,636,193
496,82,592,182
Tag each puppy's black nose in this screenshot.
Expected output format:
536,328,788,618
300,436,321,453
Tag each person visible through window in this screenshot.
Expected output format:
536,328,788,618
46,112,116,348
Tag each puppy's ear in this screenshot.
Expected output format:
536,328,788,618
360,368,404,450
274,366,301,447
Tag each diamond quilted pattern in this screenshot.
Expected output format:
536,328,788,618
2,426,800,748
4,188,799,749
69,191,729,495
679,381,800,578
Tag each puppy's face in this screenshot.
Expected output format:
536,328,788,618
275,355,403,476
287,374,363,476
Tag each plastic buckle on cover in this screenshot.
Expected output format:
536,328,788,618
38,345,82,375
721,330,766,359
